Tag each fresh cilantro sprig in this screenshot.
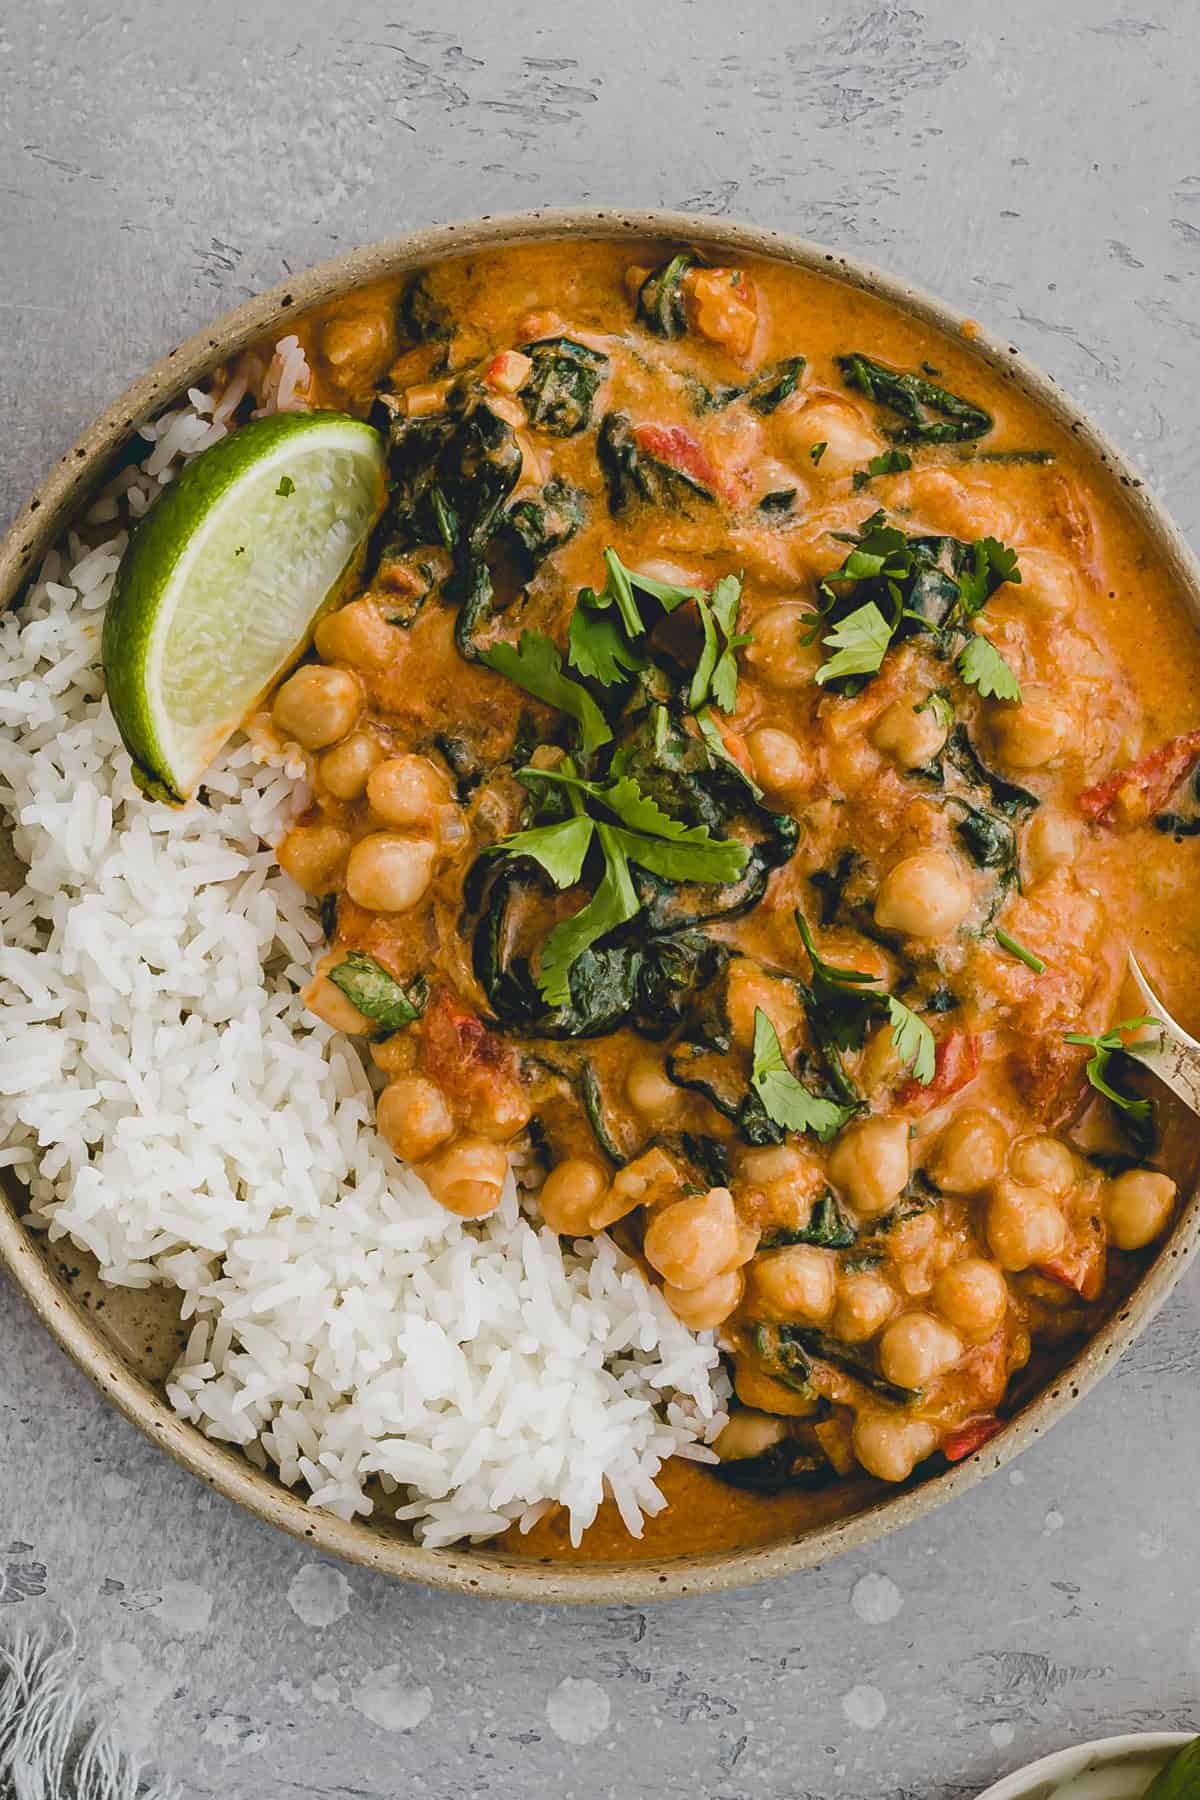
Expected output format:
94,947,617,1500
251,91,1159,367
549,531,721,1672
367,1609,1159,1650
690,573,753,712
994,926,1045,972
795,911,935,1083
568,550,750,715
497,763,750,1005
567,548,698,686
807,511,1022,695
750,1009,856,1141
1063,1016,1159,1116
958,634,1022,702
481,631,612,753
886,996,936,1084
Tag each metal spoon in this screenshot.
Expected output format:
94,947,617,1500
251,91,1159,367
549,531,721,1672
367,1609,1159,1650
1121,950,1200,1115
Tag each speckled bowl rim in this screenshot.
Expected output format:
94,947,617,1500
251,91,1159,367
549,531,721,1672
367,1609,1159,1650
2,207,1198,1604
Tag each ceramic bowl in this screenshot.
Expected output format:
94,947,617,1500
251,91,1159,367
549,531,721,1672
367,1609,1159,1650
2,209,1198,1601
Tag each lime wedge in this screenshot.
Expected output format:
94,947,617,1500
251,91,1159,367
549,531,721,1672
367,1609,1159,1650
103,410,386,802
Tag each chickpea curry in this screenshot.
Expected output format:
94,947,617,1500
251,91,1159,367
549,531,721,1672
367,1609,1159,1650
241,240,1200,1554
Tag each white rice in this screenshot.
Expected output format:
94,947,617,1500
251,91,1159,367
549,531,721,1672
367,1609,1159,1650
0,355,728,1547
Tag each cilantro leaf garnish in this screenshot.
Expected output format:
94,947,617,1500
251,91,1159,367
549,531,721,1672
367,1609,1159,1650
851,449,913,490
481,631,612,753
794,910,881,1051
809,441,828,465
328,953,427,1032
690,573,751,713
275,474,295,497
915,689,956,736
1063,1016,1158,1115
958,634,1022,702
814,600,894,687
750,1009,856,1141
567,548,699,686
538,822,640,1006
517,767,749,885
495,813,595,888
956,536,1021,616
886,996,936,1084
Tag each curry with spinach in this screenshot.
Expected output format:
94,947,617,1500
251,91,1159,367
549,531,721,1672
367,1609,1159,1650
223,240,1200,1554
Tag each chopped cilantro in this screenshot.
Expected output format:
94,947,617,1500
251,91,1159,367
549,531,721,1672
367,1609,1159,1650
851,449,913,490
750,1009,856,1141
275,475,295,497
481,631,612,754
328,953,427,1032
886,996,936,1084
814,600,894,687
1063,1016,1159,1115
958,634,1022,702
809,441,828,465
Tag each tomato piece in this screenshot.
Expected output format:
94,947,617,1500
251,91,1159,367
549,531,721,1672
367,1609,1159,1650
712,716,754,776
942,1414,1003,1463
483,350,532,395
1078,728,1200,828
419,984,518,1101
684,267,759,359
898,1030,980,1114
1035,1218,1107,1301
632,422,739,503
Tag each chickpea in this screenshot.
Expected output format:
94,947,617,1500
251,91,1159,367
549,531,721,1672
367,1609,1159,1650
540,1158,611,1236
853,1412,938,1482
421,1136,508,1218
1008,1134,1077,1198
782,395,882,477
986,1178,1066,1271
276,822,350,895
749,1245,836,1325
320,311,388,375
318,731,383,800
833,1271,896,1343
625,1054,681,1123
990,691,1071,771
367,754,452,828
598,1146,680,1226
313,599,398,672
734,1361,824,1418
643,1187,740,1291
871,698,948,768
1015,548,1079,617
1105,1169,1177,1250
345,832,435,913
743,603,824,689
879,1312,963,1388
828,1116,910,1220
471,1076,532,1142
934,1257,1008,1337
370,1034,413,1075
875,850,972,939
726,959,803,1050
1024,809,1082,883
302,970,369,1034
929,1110,1008,1195
714,1409,788,1462
663,1267,744,1330
272,664,361,750
858,1025,905,1098
748,727,811,799
377,1077,454,1164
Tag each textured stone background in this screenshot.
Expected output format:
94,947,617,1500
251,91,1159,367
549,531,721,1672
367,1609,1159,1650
2,2,1199,1795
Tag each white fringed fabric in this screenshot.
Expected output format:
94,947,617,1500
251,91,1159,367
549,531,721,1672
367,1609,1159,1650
0,1631,176,1800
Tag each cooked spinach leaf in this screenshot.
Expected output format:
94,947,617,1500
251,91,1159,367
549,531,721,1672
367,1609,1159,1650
711,1439,836,1496
781,1326,922,1404
838,352,992,445
580,1061,628,1165
396,272,452,343
762,1192,857,1250
597,411,715,515
328,953,427,1033
635,251,697,337
748,355,806,414
759,488,797,514
500,478,586,578
319,892,338,941
519,337,609,436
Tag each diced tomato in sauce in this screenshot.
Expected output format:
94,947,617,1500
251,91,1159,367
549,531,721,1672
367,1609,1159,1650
1078,728,1200,828
899,1031,979,1114
419,984,519,1107
633,423,745,505
1035,1218,1107,1301
942,1415,1004,1463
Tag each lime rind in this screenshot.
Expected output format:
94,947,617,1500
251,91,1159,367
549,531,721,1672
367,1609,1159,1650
103,411,386,803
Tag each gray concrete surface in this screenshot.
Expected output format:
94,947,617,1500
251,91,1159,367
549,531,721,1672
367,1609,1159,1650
2,2,1199,1794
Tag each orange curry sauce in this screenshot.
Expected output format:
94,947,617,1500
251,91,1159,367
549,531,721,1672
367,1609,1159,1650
229,241,1200,1559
